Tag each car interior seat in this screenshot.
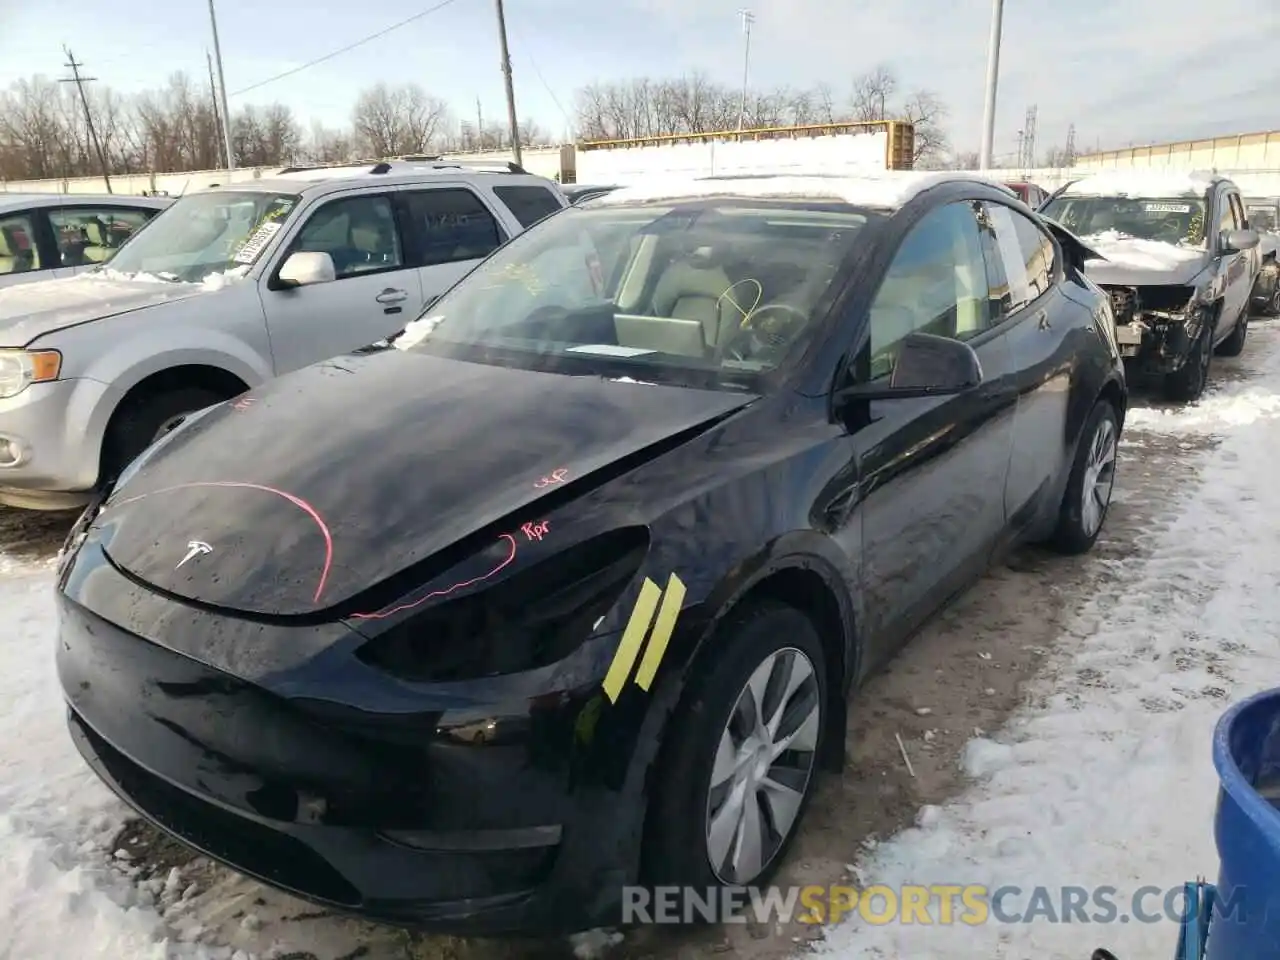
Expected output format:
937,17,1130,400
649,239,734,348
0,226,35,274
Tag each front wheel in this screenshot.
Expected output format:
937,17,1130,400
644,601,828,894
1051,399,1119,555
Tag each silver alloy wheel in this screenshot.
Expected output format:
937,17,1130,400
1081,416,1118,537
705,647,822,885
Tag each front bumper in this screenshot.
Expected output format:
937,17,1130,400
55,555,652,934
0,377,110,508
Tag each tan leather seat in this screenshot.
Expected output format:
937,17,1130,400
650,246,732,348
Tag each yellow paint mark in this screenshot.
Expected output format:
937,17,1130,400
601,578,661,703
634,573,686,691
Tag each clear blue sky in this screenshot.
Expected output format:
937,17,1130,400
4,0,1278,157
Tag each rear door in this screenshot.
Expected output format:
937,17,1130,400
259,189,423,371
980,200,1078,529
836,197,1018,660
44,203,159,278
397,185,510,309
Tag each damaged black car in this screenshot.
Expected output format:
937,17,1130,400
1043,173,1262,402
55,172,1126,936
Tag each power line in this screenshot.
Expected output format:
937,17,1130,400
229,0,463,97
59,47,112,193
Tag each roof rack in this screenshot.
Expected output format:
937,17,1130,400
274,157,530,178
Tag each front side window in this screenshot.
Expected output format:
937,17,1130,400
493,185,564,228
0,213,40,275
403,188,506,266
292,194,403,279
102,191,300,283
1042,194,1208,247
866,200,992,381
47,206,155,268
401,199,877,391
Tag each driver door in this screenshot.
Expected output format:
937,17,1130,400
838,199,1019,663
259,191,422,373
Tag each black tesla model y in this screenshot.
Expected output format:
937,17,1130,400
56,172,1126,935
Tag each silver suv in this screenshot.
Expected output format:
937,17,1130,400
0,159,568,509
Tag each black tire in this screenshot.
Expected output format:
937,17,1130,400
1215,305,1248,357
101,387,227,482
1163,314,1213,402
1050,399,1120,555
644,601,828,895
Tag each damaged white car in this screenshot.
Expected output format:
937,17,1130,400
1042,171,1261,402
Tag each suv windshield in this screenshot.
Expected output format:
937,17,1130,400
101,190,300,283
399,198,877,391
1041,194,1207,246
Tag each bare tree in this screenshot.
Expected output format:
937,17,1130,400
352,83,450,157
850,65,897,122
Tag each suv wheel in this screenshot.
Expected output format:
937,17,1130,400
645,601,827,893
1051,399,1119,555
101,387,228,483
1163,316,1212,402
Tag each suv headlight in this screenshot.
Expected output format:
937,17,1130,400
0,350,61,399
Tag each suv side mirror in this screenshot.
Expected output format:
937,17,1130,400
1221,229,1260,253
277,251,336,288
837,332,984,402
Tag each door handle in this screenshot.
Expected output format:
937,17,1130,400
376,288,408,304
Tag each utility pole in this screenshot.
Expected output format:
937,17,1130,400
207,52,225,164
207,0,235,171
492,0,522,166
59,48,112,193
737,9,755,132
978,0,1004,170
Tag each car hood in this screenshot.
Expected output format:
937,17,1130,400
0,272,217,346
94,350,758,617
1079,230,1210,287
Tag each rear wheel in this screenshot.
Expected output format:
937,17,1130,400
644,601,827,893
1050,399,1119,555
101,387,228,483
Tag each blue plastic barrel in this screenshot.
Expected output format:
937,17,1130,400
1206,686,1280,959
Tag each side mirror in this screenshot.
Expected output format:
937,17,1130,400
277,251,336,288
1221,229,1260,253
838,332,983,402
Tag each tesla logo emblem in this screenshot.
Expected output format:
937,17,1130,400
176,540,213,570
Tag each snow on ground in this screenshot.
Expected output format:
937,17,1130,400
821,325,1280,958
0,556,235,959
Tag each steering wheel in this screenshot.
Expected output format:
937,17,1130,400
720,303,810,362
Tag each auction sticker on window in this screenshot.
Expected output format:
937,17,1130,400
233,221,283,264
1144,202,1191,213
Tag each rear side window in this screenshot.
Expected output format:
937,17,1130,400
492,185,564,228
403,188,507,266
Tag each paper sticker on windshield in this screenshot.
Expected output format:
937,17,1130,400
1144,202,1191,214
233,221,283,264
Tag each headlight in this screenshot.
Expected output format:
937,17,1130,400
0,350,61,399
352,526,650,682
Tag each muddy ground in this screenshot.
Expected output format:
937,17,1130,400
1,329,1259,960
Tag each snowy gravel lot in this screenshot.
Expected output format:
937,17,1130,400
2,321,1278,960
